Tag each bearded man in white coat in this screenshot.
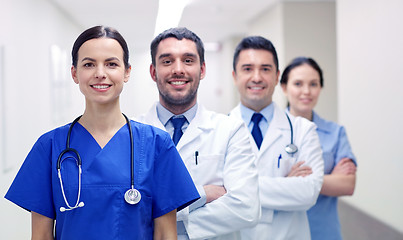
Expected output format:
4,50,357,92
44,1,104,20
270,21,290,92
229,36,324,240
135,28,260,240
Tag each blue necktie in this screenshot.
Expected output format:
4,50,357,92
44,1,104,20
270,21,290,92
171,116,186,146
251,113,263,149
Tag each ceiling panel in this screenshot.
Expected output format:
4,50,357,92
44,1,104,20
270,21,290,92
51,0,278,52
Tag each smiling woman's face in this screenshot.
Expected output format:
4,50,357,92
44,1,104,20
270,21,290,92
282,64,321,118
71,38,130,106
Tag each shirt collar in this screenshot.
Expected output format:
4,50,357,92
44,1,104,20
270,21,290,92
156,102,198,126
285,108,330,133
240,102,275,124
312,111,330,133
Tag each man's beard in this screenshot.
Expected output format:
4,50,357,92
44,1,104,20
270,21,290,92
157,75,200,108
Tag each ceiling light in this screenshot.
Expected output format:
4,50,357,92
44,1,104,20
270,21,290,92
154,0,191,36
204,42,222,52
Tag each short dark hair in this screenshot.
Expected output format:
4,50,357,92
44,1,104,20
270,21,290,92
280,57,324,87
72,25,130,69
150,27,205,66
233,36,279,72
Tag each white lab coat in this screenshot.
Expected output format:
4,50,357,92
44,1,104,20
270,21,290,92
136,103,260,240
230,103,324,240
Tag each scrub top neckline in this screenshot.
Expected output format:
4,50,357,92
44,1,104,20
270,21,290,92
74,120,131,150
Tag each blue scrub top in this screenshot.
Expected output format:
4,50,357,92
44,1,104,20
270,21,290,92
5,120,199,239
307,111,356,240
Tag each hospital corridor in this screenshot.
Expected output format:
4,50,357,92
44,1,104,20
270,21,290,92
0,0,402,239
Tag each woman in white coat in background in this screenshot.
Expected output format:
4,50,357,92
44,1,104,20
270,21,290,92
281,57,357,240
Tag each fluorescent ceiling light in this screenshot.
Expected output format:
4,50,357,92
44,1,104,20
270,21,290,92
204,42,222,52
154,0,190,36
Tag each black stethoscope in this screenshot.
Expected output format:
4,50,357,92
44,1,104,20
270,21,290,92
284,113,298,155
56,113,141,213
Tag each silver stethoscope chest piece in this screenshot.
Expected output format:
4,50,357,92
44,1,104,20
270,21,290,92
124,188,141,205
285,143,298,155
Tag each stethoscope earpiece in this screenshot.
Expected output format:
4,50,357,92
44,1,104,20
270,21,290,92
59,202,84,212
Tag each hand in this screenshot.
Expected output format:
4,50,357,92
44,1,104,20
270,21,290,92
332,158,356,175
204,185,226,203
287,161,313,177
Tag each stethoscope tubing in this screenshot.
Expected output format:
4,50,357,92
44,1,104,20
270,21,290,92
125,114,135,189
57,165,83,211
57,113,139,212
57,115,82,170
284,113,298,155
285,113,294,146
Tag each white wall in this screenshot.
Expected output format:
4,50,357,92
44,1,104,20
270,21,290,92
0,0,81,238
337,0,403,233
283,2,337,122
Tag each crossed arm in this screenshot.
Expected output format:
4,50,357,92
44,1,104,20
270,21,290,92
320,158,356,196
288,157,356,197
203,185,227,203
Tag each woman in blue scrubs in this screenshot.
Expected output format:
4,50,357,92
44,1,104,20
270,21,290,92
5,26,199,240
280,57,357,240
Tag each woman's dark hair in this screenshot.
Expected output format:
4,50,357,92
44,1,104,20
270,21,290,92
72,26,130,69
150,27,205,66
280,57,323,87
233,36,279,72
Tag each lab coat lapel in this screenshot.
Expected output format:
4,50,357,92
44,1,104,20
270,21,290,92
229,104,260,155
141,102,166,131
176,105,211,151
257,103,290,157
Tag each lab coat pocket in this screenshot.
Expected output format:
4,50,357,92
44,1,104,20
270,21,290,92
260,208,274,223
274,156,295,177
190,154,224,186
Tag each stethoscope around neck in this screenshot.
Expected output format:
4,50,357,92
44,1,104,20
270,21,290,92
56,113,141,213
284,113,298,155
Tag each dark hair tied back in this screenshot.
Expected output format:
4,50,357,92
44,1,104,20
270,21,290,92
72,26,130,69
280,57,324,87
